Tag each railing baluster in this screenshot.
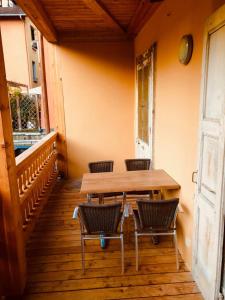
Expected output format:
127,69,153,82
16,132,58,241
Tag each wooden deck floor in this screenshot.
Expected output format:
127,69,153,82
24,180,203,300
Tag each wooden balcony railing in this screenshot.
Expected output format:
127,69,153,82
16,131,58,241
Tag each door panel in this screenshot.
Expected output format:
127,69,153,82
194,5,225,299
196,199,215,282
200,134,218,202
138,68,143,140
205,26,225,120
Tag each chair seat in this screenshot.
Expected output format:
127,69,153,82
133,210,175,233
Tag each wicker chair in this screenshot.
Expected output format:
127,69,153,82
124,159,159,199
88,160,123,203
88,160,114,173
77,202,126,273
133,198,179,271
125,159,151,171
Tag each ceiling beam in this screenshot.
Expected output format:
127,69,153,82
16,0,58,43
59,31,130,43
81,0,126,35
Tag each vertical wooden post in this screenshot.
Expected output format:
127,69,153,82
40,33,50,134
53,44,68,178
0,30,26,296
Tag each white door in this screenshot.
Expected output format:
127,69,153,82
193,4,225,300
136,45,155,161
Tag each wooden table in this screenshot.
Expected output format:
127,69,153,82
80,169,180,199
81,170,181,245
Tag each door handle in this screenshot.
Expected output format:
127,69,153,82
192,171,198,184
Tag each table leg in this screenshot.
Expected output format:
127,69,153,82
87,194,91,203
99,194,104,204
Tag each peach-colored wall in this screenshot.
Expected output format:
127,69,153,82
135,0,225,269
0,19,29,86
55,42,135,178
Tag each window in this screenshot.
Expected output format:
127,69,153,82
32,61,38,83
137,58,151,144
136,45,156,146
30,26,35,41
30,26,38,50
0,0,14,7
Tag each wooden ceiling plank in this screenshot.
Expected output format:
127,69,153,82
134,2,161,35
127,0,148,35
128,0,162,36
16,0,58,43
81,0,126,34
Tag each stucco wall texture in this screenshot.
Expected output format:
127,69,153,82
1,19,29,86
56,42,135,178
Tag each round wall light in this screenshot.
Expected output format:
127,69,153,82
179,34,193,65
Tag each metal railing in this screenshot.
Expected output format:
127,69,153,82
10,94,41,132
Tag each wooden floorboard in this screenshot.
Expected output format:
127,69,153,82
23,179,203,300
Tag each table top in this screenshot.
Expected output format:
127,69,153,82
80,169,180,194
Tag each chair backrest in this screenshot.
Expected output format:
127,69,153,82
88,160,114,173
125,159,151,171
79,203,122,234
137,198,179,231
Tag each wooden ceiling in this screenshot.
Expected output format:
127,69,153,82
15,0,163,43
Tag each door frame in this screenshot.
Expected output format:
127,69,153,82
135,43,156,164
193,4,225,299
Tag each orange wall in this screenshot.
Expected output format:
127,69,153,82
55,42,135,178
0,19,29,86
135,0,225,269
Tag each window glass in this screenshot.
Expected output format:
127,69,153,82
137,62,150,144
31,26,36,41
32,61,38,82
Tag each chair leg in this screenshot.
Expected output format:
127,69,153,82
122,192,126,208
121,235,124,274
81,236,85,273
174,232,179,270
135,232,139,271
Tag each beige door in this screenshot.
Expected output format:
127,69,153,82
193,4,225,300
136,45,155,161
